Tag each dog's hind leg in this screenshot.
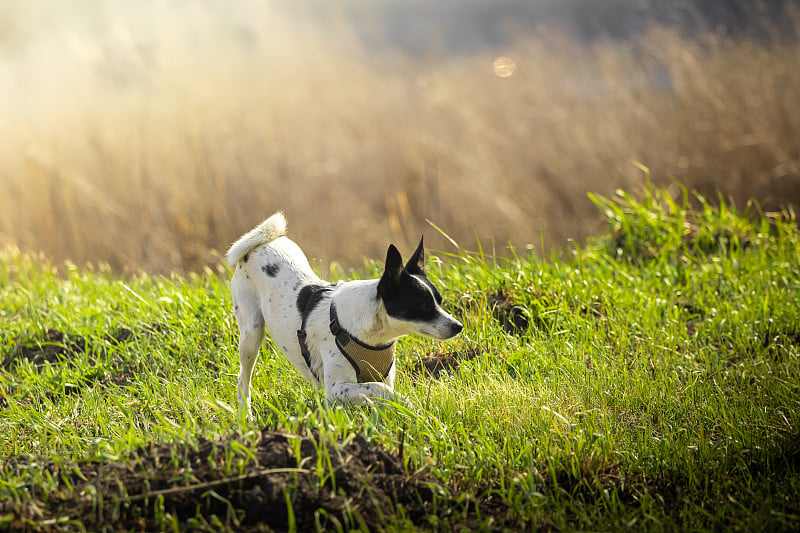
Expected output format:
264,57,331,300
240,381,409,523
232,274,265,418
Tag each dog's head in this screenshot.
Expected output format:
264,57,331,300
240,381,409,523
377,237,463,340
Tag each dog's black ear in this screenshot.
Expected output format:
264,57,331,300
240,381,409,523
405,236,425,275
378,244,404,298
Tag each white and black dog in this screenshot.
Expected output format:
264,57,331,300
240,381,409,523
227,212,462,414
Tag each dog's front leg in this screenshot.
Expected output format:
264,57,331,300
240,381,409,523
327,381,396,404
323,357,396,404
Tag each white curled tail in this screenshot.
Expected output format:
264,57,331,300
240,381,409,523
226,212,287,266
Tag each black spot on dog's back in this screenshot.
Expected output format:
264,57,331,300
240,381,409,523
297,284,333,322
262,264,280,277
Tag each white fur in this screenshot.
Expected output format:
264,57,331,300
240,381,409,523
226,213,461,416
226,212,288,266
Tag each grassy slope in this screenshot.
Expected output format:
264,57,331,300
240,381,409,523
1,185,799,531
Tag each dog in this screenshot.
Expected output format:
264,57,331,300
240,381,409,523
226,212,462,415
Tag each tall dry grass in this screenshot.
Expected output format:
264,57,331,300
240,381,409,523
1,3,798,273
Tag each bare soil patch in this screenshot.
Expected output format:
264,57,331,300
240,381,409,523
2,429,512,531
409,348,483,378
2,327,134,370
0,327,164,406
489,290,530,335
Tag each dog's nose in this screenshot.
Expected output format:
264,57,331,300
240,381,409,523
451,321,463,336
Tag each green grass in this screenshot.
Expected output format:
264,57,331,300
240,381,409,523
1,183,799,531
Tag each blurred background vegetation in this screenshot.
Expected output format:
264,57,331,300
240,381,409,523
0,0,797,274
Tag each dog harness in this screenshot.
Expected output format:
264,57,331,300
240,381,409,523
329,302,396,382
296,292,395,383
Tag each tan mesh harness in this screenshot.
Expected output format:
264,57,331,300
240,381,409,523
329,302,395,382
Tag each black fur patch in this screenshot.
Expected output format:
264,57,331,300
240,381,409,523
243,253,250,263
382,272,440,322
296,283,333,382
262,264,280,277
420,276,443,304
297,284,333,322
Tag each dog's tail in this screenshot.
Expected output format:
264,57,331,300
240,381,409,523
226,212,288,266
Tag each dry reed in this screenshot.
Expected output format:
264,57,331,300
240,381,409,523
1,4,798,274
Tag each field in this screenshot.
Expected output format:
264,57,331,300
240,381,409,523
1,2,799,273
1,185,799,531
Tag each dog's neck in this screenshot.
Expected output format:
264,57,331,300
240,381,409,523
331,280,401,346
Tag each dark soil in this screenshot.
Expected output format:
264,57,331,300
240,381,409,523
409,348,482,378
2,327,134,370
4,328,87,368
489,290,530,334
2,429,512,532
1,327,152,405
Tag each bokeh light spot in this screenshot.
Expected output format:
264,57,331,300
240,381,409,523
493,56,516,77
